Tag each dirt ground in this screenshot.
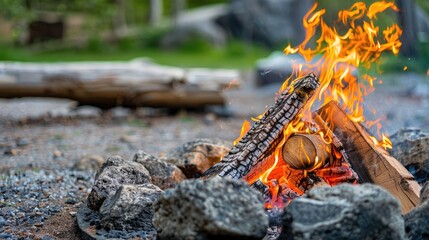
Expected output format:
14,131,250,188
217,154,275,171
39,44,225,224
0,72,428,239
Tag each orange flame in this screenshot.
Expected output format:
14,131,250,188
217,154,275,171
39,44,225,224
233,120,251,145
233,1,401,208
280,0,400,146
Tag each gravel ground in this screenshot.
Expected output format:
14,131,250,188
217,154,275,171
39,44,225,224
0,72,428,239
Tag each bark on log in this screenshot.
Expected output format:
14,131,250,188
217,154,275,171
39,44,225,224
317,101,421,213
0,61,240,109
202,73,320,179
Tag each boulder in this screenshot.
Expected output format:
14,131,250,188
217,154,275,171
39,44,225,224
133,151,186,189
161,5,228,49
218,0,313,48
164,138,231,178
404,200,429,240
389,128,429,184
99,184,163,231
279,184,406,240
153,177,268,240
87,156,151,211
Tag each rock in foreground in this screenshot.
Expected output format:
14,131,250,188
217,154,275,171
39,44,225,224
99,184,163,231
133,151,186,189
153,177,268,240
87,156,151,210
404,182,429,240
390,128,429,184
164,138,231,178
279,184,406,240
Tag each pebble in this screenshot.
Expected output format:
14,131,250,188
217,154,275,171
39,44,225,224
119,135,138,143
4,148,18,156
64,198,78,205
0,169,93,236
69,212,77,217
16,138,31,147
52,150,62,158
34,222,43,227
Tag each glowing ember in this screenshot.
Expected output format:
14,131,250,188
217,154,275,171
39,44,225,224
235,1,402,208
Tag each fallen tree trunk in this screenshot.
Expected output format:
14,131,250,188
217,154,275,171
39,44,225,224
317,101,421,213
0,60,240,109
202,73,320,179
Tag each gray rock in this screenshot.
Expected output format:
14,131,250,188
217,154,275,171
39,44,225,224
133,151,186,189
219,0,313,48
99,184,163,231
74,154,105,172
164,138,231,178
279,184,406,240
161,5,227,49
16,137,31,147
153,177,268,240
420,181,429,204
389,128,429,184
404,200,429,240
87,156,151,211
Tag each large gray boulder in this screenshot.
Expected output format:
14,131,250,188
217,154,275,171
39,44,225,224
133,151,186,189
161,4,228,49
389,128,429,184
279,184,406,240
87,156,151,211
218,0,314,48
164,138,231,178
99,184,163,231
153,177,268,240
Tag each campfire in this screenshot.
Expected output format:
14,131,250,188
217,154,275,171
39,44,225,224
203,1,420,213
75,1,426,239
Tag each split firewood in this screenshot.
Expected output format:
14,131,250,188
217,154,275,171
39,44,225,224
202,73,320,180
317,101,421,213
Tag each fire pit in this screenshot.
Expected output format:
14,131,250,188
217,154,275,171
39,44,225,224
76,1,425,239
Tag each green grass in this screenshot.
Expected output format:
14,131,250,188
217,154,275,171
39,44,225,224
0,41,271,69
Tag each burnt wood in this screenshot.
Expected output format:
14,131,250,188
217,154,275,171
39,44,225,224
317,101,421,213
202,73,320,179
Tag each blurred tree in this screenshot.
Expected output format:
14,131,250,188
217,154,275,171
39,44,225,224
172,0,186,25
149,0,163,27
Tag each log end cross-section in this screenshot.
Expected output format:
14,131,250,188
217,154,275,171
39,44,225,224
202,73,320,180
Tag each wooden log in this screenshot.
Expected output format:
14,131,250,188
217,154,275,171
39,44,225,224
0,61,241,109
202,73,320,179
282,134,330,170
317,101,421,213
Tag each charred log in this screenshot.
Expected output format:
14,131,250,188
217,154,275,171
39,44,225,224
202,73,320,179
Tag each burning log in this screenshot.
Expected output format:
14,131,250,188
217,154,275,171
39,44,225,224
281,134,331,170
317,101,421,213
202,73,320,180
